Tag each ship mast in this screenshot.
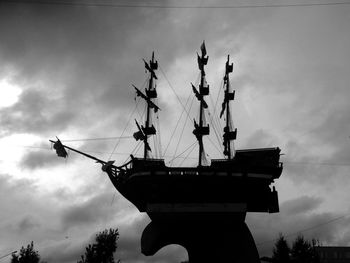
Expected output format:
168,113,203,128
220,55,237,159
192,42,210,166
133,52,159,159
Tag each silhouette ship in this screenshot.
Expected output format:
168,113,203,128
51,42,283,220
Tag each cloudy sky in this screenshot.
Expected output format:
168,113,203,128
1,0,350,262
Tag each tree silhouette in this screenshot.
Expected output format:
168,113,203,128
11,241,41,263
272,234,290,263
290,235,320,263
267,234,320,263
78,228,120,263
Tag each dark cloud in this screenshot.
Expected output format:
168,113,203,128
282,195,322,216
253,211,342,256
17,216,41,232
0,88,75,136
19,139,90,170
21,148,65,170
1,1,350,262
281,136,350,186
0,174,59,253
0,3,164,138
0,0,269,137
243,129,279,149
249,195,349,256
61,191,123,230
42,242,84,263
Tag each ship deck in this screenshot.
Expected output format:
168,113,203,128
106,147,283,214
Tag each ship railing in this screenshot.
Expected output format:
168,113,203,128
129,157,166,170
211,158,282,168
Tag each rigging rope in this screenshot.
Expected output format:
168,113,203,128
203,80,225,154
210,79,224,131
156,113,162,157
122,141,142,164
179,142,198,166
61,136,133,142
159,64,193,123
108,98,140,160
167,141,197,165
256,213,350,247
207,111,224,154
206,135,223,157
13,145,350,166
171,96,195,165
153,134,158,158
133,139,143,156
163,88,193,156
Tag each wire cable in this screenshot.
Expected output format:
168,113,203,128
163,89,193,156
284,161,350,167
256,213,350,247
207,111,224,153
206,135,223,156
2,0,350,9
171,97,195,165
167,141,197,165
108,99,140,160
156,113,162,157
159,64,193,123
179,142,198,166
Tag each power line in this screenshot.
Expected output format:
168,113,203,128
284,161,350,167
2,0,350,9
0,251,17,261
256,213,350,247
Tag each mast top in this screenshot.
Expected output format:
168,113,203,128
197,41,209,73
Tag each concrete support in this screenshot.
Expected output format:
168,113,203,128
141,215,260,263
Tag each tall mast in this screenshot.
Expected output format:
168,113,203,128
133,52,159,159
220,55,237,159
144,52,157,159
192,42,210,166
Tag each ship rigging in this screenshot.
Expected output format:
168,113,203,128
51,42,283,215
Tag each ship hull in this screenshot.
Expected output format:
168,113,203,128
107,148,282,215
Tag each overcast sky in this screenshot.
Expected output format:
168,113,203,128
1,0,350,262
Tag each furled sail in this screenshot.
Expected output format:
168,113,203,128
221,55,237,159
134,52,159,159
192,42,210,166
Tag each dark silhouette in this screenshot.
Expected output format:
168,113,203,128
291,235,320,263
272,234,291,263
77,228,120,263
267,234,320,263
51,43,283,263
11,241,42,263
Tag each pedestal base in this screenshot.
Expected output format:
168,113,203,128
141,215,260,263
